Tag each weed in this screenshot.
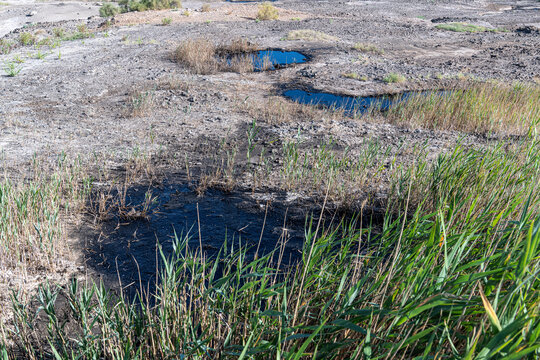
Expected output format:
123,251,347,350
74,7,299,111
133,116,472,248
383,72,406,83
52,27,64,38
13,55,24,64
201,3,211,12
127,88,155,117
0,39,15,54
3,62,21,77
18,32,35,46
161,17,172,25
256,2,278,21
286,29,339,42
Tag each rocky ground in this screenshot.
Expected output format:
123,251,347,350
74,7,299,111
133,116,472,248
0,0,539,322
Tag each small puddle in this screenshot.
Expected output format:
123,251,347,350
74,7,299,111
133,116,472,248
85,183,304,290
226,50,308,71
283,89,444,116
253,50,308,70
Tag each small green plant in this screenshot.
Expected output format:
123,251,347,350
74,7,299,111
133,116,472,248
0,39,15,54
77,24,88,34
4,61,22,77
52,27,65,38
13,54,25,63
34,50,46,60
18,32,35,46
99,2,120,17
182,10,190,16
256,2,278,20
57,51,61,60
161,17,172,25
383,72,406,83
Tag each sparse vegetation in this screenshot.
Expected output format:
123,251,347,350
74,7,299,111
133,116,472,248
435,22,502,33
52,27,65,38
256,2,279,21
18,32,35,46
353,42,384,54
383,72,406,83
3,61,21,76
386,82,540,135
343,72,368,81
161,17,172,25
286,29,339,42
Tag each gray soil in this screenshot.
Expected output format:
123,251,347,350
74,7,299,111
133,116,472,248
0,0,539,311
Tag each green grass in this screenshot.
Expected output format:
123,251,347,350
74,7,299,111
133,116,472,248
383,72,406,83
386,82,540,135
2,139,540,358
435,22,504,33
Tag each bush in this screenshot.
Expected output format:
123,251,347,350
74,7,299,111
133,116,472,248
161,17,172,25
118,0,181,12
257,2,278,21
99,3,120,17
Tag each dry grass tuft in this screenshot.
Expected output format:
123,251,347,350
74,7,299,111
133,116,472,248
256,2,279,20
286,29,339,42
239,96,342,125
174,38,259,74
173,38,218,74
353,42,384,55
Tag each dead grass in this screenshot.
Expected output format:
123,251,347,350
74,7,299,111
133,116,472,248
353,42,384,55
173,38,218,74
174,38,260,74
386,82,540,135
286,29,339,42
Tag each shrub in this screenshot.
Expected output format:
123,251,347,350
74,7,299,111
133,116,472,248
256,2,278,21
99,3,120,17
161,17,172,25
118,0,181,12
